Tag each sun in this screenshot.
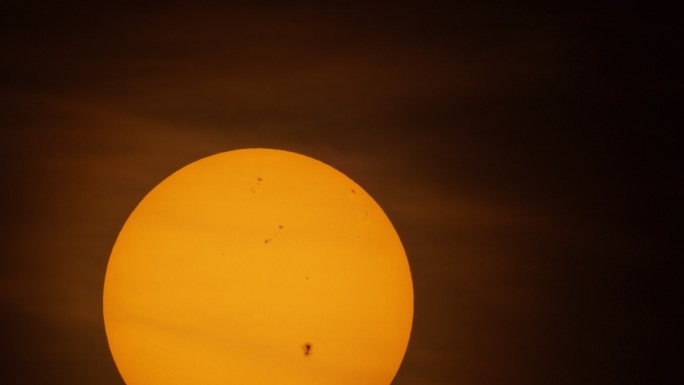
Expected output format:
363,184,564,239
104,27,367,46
103,149,413,385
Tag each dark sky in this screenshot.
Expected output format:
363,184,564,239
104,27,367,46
0,2,678,384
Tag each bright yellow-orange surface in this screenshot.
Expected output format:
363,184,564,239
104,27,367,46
103,149,413,385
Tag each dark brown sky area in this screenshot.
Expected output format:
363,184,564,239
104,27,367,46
0,2,678,384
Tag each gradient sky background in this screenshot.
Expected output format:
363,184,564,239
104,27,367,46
0,2,677,384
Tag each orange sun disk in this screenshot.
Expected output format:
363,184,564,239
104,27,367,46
103,149,413,385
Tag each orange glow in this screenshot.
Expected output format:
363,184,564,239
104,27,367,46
103,149,413,385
